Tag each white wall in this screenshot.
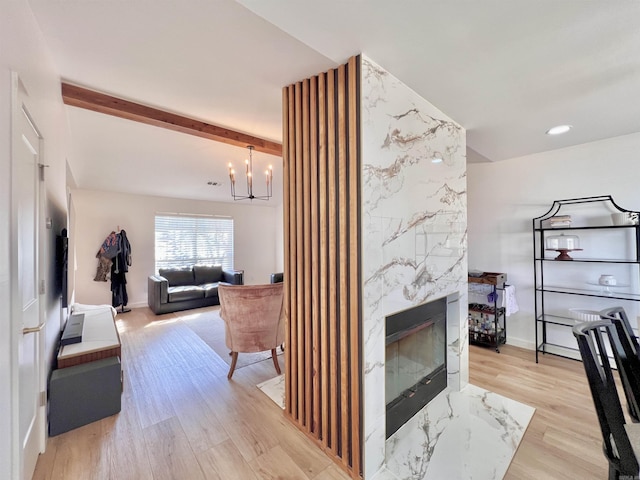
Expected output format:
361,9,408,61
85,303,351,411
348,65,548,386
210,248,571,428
71,188,280,308
467,132,640,349
1,1,69,477
0,64,12,480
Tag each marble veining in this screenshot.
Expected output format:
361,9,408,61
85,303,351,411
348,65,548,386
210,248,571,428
360,54,468,478
383,384,535,480
381,110,461,151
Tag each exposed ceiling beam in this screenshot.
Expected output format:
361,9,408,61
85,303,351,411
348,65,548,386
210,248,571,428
61,82,283,157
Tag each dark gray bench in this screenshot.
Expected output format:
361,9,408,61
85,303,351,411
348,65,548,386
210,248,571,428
49,356,122,436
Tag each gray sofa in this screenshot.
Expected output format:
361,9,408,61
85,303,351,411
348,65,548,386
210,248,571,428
148,264,243,315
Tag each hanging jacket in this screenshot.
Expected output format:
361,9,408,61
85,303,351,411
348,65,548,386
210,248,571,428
94,231,118,281
114,229,132,274
111,230,132,308
97,231,119,259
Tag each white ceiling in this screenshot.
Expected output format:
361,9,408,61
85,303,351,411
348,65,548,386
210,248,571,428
28,0,640,204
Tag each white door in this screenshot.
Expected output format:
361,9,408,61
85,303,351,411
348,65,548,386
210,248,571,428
12,74,45,480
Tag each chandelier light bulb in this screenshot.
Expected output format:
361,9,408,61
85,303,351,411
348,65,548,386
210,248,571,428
227,162,236,186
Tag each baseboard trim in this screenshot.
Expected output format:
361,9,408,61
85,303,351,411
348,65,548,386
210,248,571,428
505,337,535,350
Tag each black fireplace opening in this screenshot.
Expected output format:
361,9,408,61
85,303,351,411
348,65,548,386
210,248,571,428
385,297,447,439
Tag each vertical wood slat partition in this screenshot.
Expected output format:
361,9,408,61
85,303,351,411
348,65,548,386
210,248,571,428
282,56,362,478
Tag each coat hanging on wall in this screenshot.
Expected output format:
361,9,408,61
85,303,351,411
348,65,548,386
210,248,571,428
94,231,118,282
111,229,132,313
93,228,132,313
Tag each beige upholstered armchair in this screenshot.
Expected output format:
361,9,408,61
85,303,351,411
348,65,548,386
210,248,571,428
218,283,285,379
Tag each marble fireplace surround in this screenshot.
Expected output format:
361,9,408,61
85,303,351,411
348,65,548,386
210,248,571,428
259,55,535,479
360,55,469,478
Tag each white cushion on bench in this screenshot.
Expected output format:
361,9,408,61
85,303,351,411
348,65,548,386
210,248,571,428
58,306,120,361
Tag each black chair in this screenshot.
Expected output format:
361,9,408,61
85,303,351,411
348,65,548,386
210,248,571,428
599,307,640,423
600,307,640,356
573,319,639,479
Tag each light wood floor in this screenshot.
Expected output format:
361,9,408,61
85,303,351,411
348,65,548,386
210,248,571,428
33,307,609,479
470,343,608,480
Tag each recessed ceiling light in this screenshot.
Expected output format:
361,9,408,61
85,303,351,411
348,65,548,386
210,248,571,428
431,158,443,164
545,125,572,135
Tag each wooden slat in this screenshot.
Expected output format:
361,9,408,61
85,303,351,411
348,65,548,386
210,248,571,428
287,85,297,419
326,67,339,456
310,75,321,437
347,55,361,477
281,56,362,478
318,72,330,445
295,82,305,423
337,63,350,466
302,78,313,431
61,82,282,157
282,86,291,415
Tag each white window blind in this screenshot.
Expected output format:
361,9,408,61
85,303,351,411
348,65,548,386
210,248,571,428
155,215,234,272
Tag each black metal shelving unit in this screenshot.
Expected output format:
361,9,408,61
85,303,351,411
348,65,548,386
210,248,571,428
533,195,640,363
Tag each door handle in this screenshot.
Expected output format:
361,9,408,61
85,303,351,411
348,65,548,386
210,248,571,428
23,323,45,335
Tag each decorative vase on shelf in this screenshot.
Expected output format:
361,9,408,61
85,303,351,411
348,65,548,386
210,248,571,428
612,212,639,225
545,233,582,260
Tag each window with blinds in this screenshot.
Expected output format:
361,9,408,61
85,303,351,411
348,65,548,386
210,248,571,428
154,214,234,272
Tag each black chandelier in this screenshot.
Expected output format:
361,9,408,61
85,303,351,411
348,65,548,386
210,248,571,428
227,145,273,201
